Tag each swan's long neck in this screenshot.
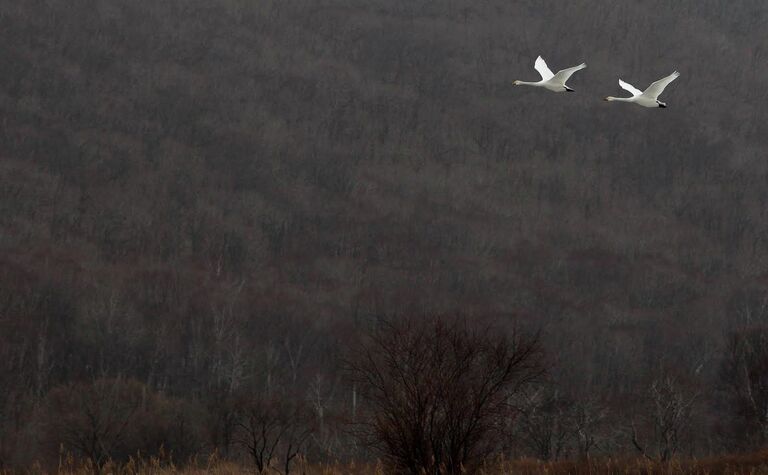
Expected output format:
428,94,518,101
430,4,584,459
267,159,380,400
515,81,541,87
605,96,633,102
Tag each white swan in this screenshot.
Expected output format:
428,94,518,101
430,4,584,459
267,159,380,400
604,71,680,108
514,56,587,93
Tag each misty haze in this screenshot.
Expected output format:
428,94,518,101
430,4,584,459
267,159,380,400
1,0,767,473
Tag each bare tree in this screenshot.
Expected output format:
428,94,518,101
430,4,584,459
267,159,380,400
308,374,340,459
45,377,202,466
45,378,143,466
513,386,574,461
280,405,315,475
720,326,768,448
630,375,698,462
571,396,607,459
344,316,543,474
233,396,314,474
206,388,239,457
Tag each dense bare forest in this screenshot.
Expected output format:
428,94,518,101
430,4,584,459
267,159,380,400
1,0,768,471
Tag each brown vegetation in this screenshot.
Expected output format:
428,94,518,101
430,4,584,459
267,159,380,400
344,317,542,473
9,451,768,475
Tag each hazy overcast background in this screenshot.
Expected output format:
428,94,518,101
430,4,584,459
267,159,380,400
1,0,767,467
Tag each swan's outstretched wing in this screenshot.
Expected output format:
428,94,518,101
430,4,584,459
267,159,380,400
551,62,586,85
619,79,642,97
534,56,554,81
643,71,680,99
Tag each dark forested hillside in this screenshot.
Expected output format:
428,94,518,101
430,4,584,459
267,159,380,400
1,0,768,468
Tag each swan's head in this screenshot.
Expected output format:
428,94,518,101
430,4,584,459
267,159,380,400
657,101,667,108
604,96,614,102
513,80,522,86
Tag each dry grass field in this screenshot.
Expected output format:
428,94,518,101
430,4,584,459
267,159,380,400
6,450,768,475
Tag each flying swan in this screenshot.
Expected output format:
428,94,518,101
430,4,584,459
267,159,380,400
513,56,587,93
604,71,680,108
